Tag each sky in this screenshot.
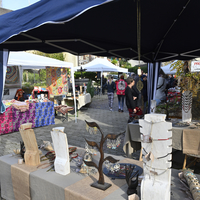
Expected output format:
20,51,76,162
2,0,40,11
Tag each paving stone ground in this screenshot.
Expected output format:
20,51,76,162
0,93,129,157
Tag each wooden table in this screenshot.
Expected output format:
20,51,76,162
123,123,192,158
62,93,91,110
0,149,198,200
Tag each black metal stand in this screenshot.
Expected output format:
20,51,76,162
91,182,112,191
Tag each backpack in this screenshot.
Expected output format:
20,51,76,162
118,80,126,91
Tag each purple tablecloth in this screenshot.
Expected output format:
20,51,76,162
12,103,36,132
0,106,13,135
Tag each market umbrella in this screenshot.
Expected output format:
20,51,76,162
0,0,198,62
74,58,128,94
0,0,198,107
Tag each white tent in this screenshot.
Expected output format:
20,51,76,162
161,61,177,75
74,58,128,94
8,51,73,69
4,51,77,122
74,58,128,73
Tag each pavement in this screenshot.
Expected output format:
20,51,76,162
0,93,129,157
0,93,199,173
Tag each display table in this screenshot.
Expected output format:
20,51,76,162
0,149,198,200
123,123,193,158
0,101,55,135
62,93,91,110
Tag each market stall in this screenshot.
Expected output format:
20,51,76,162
74,58,128,94
0,147,198,200
123,123,200,161
0,51,76,135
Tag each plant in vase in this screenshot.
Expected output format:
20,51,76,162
84,120,123,190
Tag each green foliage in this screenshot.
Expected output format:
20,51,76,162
38,69,46,82
111,59,118,65
119,59,131,68
127,64,147,74
156,96,181,119
31,50,64,61
86,80,94,98
23,69,47,89
170,60,200,93
74,71,98,82
22,84,34,94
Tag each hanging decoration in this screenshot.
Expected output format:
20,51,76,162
5,66,21,88
46,67,70,96
182,91,192,113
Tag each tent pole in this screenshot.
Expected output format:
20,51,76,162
0,49,9,105
71,67,77,123
101,70,103,95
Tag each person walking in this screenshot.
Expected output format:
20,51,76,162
125,77,138,122
141,75,147,114
103,75,116,111
116,75,127,112
155,69,167,105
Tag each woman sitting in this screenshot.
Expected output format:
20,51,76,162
14,89,28,101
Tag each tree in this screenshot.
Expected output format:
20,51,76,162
170,60,200,93
31,50,64,61
127,64,147,74
111,58,118,65
119,59,131,68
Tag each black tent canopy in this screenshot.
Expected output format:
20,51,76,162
0,0,198,112
0,0,199,62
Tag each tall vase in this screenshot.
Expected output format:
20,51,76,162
182,91,192,122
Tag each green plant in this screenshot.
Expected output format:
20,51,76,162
127,64,147,74
22,85,34,94
156,96,181,119
86,79,94,98
170,60,200,94
74,71,97,81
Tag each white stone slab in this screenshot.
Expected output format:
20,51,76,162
51,127,70,176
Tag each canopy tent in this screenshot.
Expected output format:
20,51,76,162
3,51,77,121
8,51,73,69
0,0,198,62
161,62,177,75
1,0,198,112
74,58,128,72
74,58,128,94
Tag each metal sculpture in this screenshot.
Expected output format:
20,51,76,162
84,120,123,190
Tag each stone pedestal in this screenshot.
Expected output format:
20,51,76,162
51,127,70,175
182,91,192,122
139,114,172,200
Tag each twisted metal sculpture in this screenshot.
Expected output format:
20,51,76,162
84,120,123,190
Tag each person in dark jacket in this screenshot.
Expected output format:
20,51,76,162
103,75,116,111
125,77,138,122
141,75,147,114
102,75,107,95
